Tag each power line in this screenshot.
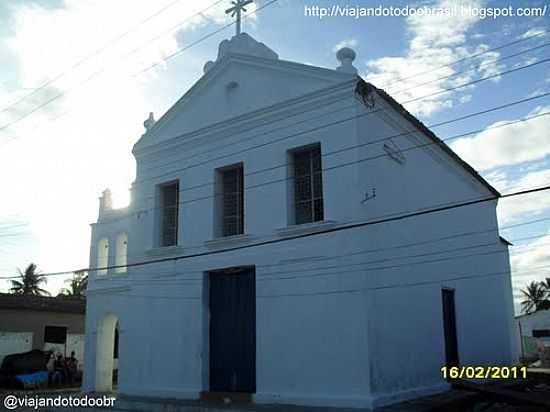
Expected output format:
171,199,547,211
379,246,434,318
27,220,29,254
370,31,548,87
146,91,550,195
133,0,278,75
94,266,527,301
73,203,550,277
401,56,550,105
101,97,550,218
0,19,543,145
0,0,223,115
1,31,548,286
94,101,550,258
94,258,550,301
4,31,547,150
135,43,550,182
2,183,549,280
106,231,550,286
389,41,550,97
87,208,550,275
0,0,278,135
116,234,550,286
132,59,550,189
3,99,540,272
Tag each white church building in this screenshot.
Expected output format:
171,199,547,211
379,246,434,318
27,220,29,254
82,29,516,409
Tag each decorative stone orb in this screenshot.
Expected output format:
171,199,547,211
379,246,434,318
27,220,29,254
336,47,358,74
336,47,356,64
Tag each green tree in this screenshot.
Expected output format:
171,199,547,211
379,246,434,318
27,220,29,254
541,277,550,298
9,263,50,296
520,281,548,314
58,271,88,298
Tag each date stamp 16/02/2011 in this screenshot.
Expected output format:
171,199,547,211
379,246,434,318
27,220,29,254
441,366,528,380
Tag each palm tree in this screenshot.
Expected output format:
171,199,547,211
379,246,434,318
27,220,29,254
520,281,547,314
541,277,550,298
9,263,50,296
59,271,88,298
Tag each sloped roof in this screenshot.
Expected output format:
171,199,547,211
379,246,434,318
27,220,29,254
360,79,500,197
499,236,513,246
0,293,85,315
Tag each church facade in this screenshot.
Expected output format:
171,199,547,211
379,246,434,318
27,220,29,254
82,32,516,408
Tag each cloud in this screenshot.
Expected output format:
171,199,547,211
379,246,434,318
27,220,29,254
482,169,510,192
510,232,550,313
521,27,547,39
365,0,502,117
0,86,64,138
496,168,550,224
450,105,550,171
332,38,358,53
0,0,228,293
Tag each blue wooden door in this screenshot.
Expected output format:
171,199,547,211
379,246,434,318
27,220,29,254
209,267,256,393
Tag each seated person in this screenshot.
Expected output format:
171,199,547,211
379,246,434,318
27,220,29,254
46,352,55,385
66,352,78,385
52,353,66,385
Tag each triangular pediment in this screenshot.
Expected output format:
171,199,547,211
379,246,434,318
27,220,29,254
136,54,354,148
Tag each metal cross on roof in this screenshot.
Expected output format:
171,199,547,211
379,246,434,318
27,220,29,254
225,0,253,36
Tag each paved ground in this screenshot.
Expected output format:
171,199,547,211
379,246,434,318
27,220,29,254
2,378,549,412
0,390,486,412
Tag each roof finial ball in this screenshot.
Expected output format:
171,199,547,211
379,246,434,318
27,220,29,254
336,47,358,74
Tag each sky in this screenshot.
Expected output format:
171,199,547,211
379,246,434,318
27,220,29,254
0,0,548,314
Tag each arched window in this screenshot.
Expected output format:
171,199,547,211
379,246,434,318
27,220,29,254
115,233,128,273
97,238,109,276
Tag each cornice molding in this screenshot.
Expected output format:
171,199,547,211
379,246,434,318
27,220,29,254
87,285,131,295
136,53,354,144
134,78,357,159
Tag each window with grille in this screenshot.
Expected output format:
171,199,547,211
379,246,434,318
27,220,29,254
293,145,324,224
221,165,244,236
160,181,179,247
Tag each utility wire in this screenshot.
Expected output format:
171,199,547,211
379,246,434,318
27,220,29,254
86,211,550,273
132,58,550,188
0,18,543,141
370,31,547,87
93,265,533,301
1,30,548,284
1,34,543,150
135,0,278,75
113,233,550,285
389,41,550,97
94,249,550,300
16,95,544,270
0,0,278,135
0,0,223,115
141,93,550,196
93,100,550,258
102,97,550,217
1,183,549,280
136,39,550,180
72,190,550,272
